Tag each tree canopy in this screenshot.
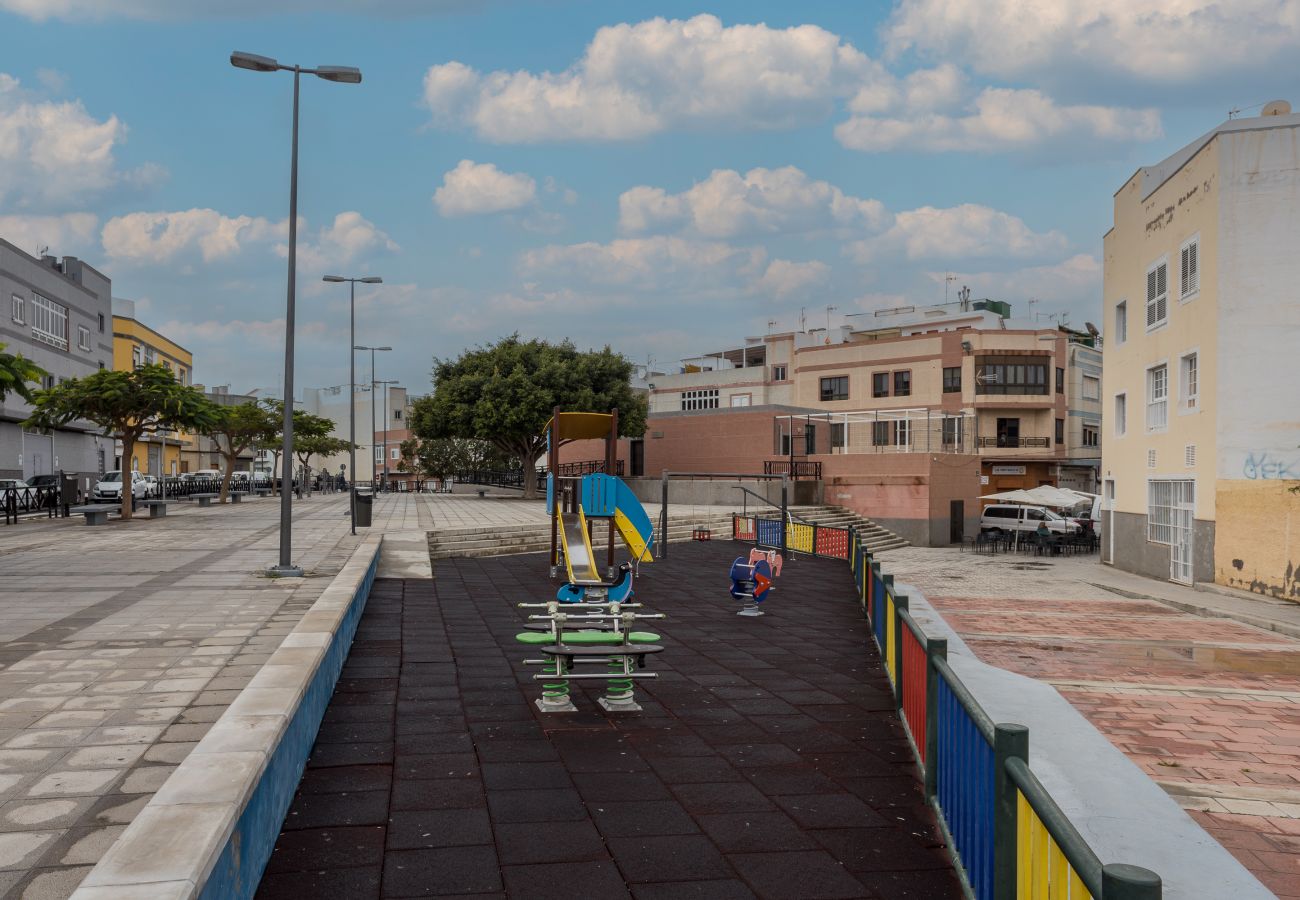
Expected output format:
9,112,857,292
0,344,45,403
206,401,278,501
25,364,221,519
410,336,646,498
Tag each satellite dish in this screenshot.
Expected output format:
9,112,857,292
1084,322,1100,337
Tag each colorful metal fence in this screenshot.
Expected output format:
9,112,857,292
732,514,852,562
843,529,1161,900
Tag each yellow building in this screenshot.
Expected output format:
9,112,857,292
1102,102,1300,593
111,298,195,476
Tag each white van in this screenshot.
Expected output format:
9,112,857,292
980,504,1080,537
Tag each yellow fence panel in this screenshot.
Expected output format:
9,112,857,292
1017,791,1092,900
787,523,814,553
885,595,897,686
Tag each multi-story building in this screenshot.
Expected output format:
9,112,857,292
112,298,196,475
301,383,409,483
1102,101,1300,590
0,240,113,484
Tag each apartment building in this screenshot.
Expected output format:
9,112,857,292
1102,101,1300,591
0,240,113,483
112,298,196,475
301,383,409,483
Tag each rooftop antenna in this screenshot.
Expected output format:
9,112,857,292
37,245,49,258
944,272,957,303
825,305,837,334
958,285,971,310
766,319,777,335
1027,298,1039,320
799,306,806,332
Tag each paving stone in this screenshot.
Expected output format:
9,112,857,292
590,800,700,838
382,845,502,897
727,849,875,900
282,790,390,830
500,860,629,900
15,864,93,899
606,834,733,882
631,879,758,900
263,826,387,873
386,808,492,849
486,789,589,824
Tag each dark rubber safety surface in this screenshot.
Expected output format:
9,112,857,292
255,541,962,899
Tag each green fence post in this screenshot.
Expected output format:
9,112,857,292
924,637,946,800
993,723,1029,900
1102,864,1162,899
893,593,908,711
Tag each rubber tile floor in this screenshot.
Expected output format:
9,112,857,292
255,542,961,899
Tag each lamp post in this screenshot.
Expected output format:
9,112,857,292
231,50,362,577
323,275,382,534
355,345,391,490
375,379,400,490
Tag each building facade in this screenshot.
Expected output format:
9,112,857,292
0,240,113,485
112,298,196,475
301,383,409,483
1102,102,1300,591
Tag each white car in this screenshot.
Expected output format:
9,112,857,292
137,475,160,498
92,471,150,503
0,479,31,491
980,503,1080,537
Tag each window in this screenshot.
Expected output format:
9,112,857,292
804,425,816,455
1185,445,1196,468
872,373,889,398
1146,260,1168,329
730,394,751,408
391,448,400,461
1180,237,1199,299
771,365,787,381
98,360,105,370
1056,368,1065,394
98,313,105,333
1055,418,1065,445
1082,424,1099,447
1082,375,1100,401
11,294,23,324
830,422,845,448
1148,479,1194,544
394,408,403,421
819,376,848,402
1148,449,1157,469
30,295,68,349
872,421,890,446
974,357,1048,395
893,371,911,397
680,389,719,411
943,366,961,393
1147,364,1168,431
941,417,963,447
132,345,142,368
1114,301,1127,345
894,419,912,447
77,325,91,351
178,367,187,384
375,446,383,463
1115,393,1127,437
145,346,156,365
1179,353,1198,412
995,417,1021,447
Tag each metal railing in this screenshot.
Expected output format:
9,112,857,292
977,436,1052,449
551,459,624,478
763,459,822,479
731,513,849,561
849,531,1162,899
1,485,61,524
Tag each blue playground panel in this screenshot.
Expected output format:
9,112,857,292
756,518,782,548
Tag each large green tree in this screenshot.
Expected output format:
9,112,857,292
257,401,342,495
26,365,221,520
0,344,45,402
206,401,279,503
410,336,647,499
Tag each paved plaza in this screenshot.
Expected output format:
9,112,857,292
258,543,960,900
881,546,1300,900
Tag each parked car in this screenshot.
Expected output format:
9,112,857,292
26,474,59,490
980,503,1080,537
193,469,222,482
0,479,31,490
137,475,160,498
92,471,150,503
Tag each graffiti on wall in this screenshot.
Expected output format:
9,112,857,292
1241,451,1300,481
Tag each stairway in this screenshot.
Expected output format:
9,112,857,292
788,505,911,553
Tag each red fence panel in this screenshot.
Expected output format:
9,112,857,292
814,525,850,560
733,515,756,541
901,624,928,762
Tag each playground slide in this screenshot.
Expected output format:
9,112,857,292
557,507,603,584
610,477,654,563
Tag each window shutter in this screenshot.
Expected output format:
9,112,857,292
1148,449,1157,469
1187,242,1197,294
1185,445,1196,468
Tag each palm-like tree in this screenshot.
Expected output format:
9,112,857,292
0,344,45,402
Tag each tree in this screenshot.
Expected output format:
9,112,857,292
295,432,351,494
206,401,278,502
397,437,471,484
0,344,45,402
410,336,647,499
258,401,341,496
25,365,221,520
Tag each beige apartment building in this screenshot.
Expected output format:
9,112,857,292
1102,102,1300,591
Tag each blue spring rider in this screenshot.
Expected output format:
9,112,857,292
728,556,774,617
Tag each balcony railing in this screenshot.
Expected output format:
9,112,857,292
977,436,1051,449
764,460,822,480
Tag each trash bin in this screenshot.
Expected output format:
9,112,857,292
354,489,373,527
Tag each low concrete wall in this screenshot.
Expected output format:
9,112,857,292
897,579,1272,900
72,535,383,900
1110,511,1215,583
623,477,821,508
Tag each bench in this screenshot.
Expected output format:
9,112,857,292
253,487,272,496
228,491,248,504
191,493,219,508
476,489,487,498
140,500,171,518
70,504,117,526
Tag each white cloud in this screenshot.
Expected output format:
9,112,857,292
836,87,1161,153
0,73,162,210
433,160,536,216
619,166,886,238
1,0,481,21
422,14,881,142
937,254,1102,312
101,209,285,265
850,204,1067,262
884,0,1300,84
519,235,769,291
292,211,400,271
0,213,98,257
754,260,829,298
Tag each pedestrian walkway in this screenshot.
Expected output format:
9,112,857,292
257,543,961,899
0,492,366,897
881,546,1300,900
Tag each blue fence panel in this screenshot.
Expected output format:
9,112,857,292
755,518,783,548
936,675,995,900
872,575,887,647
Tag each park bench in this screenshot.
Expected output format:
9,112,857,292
190,493,219,508
254,486,272,496
229,491,248,504
476,489,487,498
140,500,171,518
69,504,117,526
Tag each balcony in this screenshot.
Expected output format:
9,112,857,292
977,436,1051,449
765,460,822,480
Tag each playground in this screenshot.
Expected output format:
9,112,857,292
256,542,961,899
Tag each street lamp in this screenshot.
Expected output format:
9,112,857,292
375,379,400,489
355,345,391,490
231,50,362,577
324,275,382,535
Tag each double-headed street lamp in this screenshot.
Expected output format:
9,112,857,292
231,50,362,577
355,345,391,490
323,275,382,535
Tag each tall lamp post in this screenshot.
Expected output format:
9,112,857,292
355,345,391,490
323,275,382,535
375,379,400,489
231,50,362,577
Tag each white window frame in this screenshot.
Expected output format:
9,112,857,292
391,448,400,461
1114,392,1127,438
11,293,23,324
1082,375,1100,401
30,294,68,349
77,325,91,351
771,364,787,381
1145,258,1169,332
680,389,720,411
374,446,383,463
1178,350,1199,414
1114,300,1126,345
1082,422,1099,448
132,345,142,368
1179,235,1200,302
1147,477,1194,545
1146,362,1169,433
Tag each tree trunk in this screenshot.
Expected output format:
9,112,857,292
270,451,280,496
120,433,137,521
516,438,544,500
219,450,234,503
522,461,538,500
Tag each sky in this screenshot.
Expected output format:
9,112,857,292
2,0,1298,397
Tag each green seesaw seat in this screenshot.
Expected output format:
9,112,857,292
514,630,661,645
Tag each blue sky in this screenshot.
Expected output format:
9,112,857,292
2,0,1297,396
